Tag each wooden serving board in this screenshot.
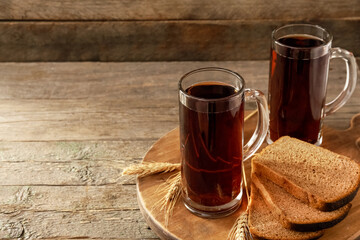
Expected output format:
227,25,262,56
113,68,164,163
137,113,360,240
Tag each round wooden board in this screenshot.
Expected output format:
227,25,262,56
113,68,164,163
137,113,360,240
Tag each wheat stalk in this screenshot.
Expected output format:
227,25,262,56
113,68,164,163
153,171,182,227
122,162,181,177
244,109,258,122
227,160,253,240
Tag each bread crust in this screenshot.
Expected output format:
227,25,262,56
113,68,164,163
252,157,360,211
250,233,322,240
248,183,324,240
252,173,352,232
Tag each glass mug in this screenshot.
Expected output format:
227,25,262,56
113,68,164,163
179,67,269,218
268,24,357,145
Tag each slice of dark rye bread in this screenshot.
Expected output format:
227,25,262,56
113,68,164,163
252,173,352,232
252,136,360,211
248,185,324,240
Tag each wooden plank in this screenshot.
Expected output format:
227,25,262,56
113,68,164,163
0,140,153,162
0,20,358,61
0,140,153,186
0,60,355,98
0,185,156,238
0,61,357,142
0,185,138,211
0,210,158,239
0,160,134,186
0,106,178,141
0,0,358,20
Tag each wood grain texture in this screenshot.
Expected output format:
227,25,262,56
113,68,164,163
0,210,156,239
0,60,358,136
0,19,358,61
0,61,358,239
0,1,358,61
0,0,359,20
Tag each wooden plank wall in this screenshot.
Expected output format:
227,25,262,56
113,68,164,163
0,0,359,61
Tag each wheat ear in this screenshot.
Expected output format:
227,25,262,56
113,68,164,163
122,162,181,177
227,211,250,240
153,171,182,227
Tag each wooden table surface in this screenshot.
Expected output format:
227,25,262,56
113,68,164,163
0,60,358,239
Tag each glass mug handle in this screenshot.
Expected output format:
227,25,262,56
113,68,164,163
325,48,358,116
243,89,269,161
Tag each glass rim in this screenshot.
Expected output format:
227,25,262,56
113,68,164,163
179,67,245,102
272,23,333,50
